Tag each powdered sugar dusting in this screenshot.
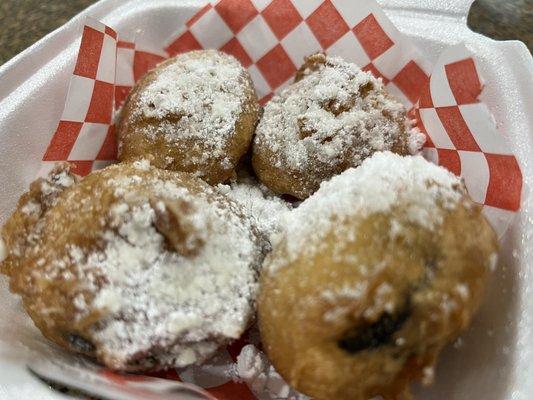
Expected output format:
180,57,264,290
21,200,41,216
236,344,308,400
216,175,292,240
38,163,78,209
45,162,265,370
131,50,248,167
255,54,423,175
271,152,465,272
1,163,79,262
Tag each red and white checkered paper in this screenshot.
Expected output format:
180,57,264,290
37,1,523,398
40,19,118,178
416,44,522,237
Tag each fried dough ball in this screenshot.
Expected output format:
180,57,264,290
252,53,425,199
0,162,79,277
258,152,497,400
1,161,267,371
118,50,260,185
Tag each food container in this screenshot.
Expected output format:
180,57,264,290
0,0,531,399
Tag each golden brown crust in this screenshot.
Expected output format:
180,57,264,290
2,162,265,371
1,162,79,277
294,52,328,82
118,50,260,185
252,53,417,199
258,184,497,400
3,164,178,357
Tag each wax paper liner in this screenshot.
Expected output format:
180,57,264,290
35,0,524,398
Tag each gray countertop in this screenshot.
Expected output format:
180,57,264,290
0,0,531,65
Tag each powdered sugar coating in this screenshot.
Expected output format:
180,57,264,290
119,50,259,183
8,161,266,371
88,164,263,369
258,152,497,400
271,151,465,272
216,174,292,240
253,54,425,198
30,163,78,213
1,162,79,267
135,51,244,147
236,344,308,400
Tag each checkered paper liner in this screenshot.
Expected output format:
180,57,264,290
36,1,523,398
417,44,522,237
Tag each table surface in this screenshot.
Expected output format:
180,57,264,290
0,0,531,65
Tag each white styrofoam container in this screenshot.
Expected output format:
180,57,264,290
0,0,531,399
